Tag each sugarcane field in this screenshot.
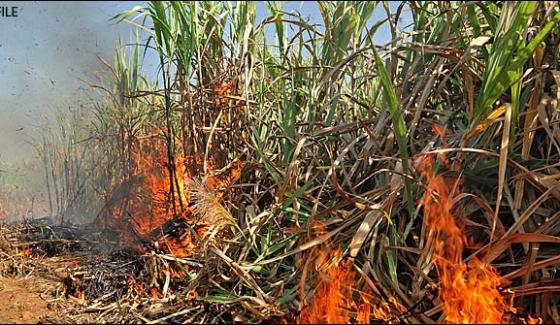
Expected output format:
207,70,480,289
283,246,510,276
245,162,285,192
1,1,560,324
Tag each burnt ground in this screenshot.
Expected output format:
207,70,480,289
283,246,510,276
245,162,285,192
0,220,106,323
0,219,232,324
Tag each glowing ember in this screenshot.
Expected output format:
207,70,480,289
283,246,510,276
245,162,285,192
150,287,163,299
20,246,32,257
75,287,85,302
417,148,512,324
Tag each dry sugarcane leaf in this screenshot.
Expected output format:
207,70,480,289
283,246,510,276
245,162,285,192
491,103,512,242
464,104,506,141
503,255,560,282
348,210,382,258
502,185,556,239
469,35,493,48
536,96,560,153
483,233,560,263
255,224,346,265
426,147,560,202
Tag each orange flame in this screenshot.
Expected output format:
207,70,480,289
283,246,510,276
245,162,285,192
157,226,207,258
20,246,32,257
296,222,403,324
370,296,406,324
356,303,371,324
101,137,242,257
128,276,145,297
297,253,355,324
355,297,404,324
75,287,85,302
418,146,512,323
100,140,190,251
297,255,405,324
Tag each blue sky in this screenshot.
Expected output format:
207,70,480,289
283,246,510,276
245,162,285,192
0,1,408,162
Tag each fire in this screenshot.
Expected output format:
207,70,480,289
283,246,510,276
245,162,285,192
20,246,32,257
297,254,405,324
150,287,163,299
296,222,355,324
128,276,145,297
437,259,510,324
354,297,403,324
297,223,403,324
370,296,405,324
417,143,512,323
100,140,190,250
356,303,371,324
73,287,86,303
297,256,355,324
157,226,207,258
101,137,242,257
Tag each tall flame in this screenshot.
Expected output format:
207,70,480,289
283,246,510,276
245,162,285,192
100,140,191,251
296,223,403,324
296,250,404,324
418,147,512,324
297,255,355,324
101,137,242,257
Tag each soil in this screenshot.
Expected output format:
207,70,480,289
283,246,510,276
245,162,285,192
0,277,57,324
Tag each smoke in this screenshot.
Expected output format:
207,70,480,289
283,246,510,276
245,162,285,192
0,1,156,222
0,1,145,162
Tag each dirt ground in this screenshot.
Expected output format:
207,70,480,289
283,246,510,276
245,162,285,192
0,277,57,324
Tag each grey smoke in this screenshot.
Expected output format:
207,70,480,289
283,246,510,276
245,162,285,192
0,1,148,162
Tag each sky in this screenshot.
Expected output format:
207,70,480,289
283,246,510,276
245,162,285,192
0,1,406,162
